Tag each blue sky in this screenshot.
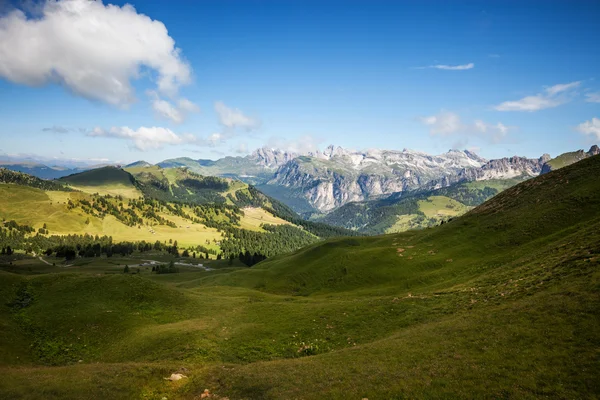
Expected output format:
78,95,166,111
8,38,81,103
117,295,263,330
0,0,599,165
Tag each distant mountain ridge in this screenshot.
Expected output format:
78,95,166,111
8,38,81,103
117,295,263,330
2,144,597,215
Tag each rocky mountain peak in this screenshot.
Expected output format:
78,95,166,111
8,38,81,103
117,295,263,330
588,145,599,156
250,147,297,169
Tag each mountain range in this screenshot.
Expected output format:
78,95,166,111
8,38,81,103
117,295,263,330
3,145,598,219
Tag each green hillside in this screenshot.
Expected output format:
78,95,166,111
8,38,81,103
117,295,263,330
61,166,135,186
1,166,354,262
60,166,141,198
0,155,598,399
542,145,599,173
318,178,522,234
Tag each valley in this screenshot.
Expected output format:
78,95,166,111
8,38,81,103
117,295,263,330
1,1,597,399
0,153,599,399
5,145,597,237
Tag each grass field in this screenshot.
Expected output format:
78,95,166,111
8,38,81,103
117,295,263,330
67,184,143,198
0,184,297,250
0,156,599,399
384,213,420,233
417,195,471,218
238,207,290,231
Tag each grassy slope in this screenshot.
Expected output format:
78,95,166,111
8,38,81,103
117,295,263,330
546,150,587,170
61,166,142,198
0,184,287,249
0,157,599,399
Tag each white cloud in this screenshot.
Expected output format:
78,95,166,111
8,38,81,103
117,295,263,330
207,133,224,146
232,142,249,154
88,126,197,151
42,125,70,134
151,98,184,124
576,117,600,140
431,63,474,70
214,101,260,130
495,81,581,112
178,98,200,113
420,110,510,143
416,63,474,71
544,81,581,96
0,0,191,107
147,91,199,123
420,111,462,135
585,92,600,103
266,135,323,155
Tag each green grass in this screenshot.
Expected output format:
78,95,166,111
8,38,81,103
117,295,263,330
546,150,587,170
0,182,303,249
417,195,470,218
0,156,599,399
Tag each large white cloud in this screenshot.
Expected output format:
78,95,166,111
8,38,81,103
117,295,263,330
420,110,510,143
89,126,197,151
576,117,600,140
495,81,581,112
0,0,191,107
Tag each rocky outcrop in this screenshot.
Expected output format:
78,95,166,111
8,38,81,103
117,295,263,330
426,154,550,190
249,147,298,169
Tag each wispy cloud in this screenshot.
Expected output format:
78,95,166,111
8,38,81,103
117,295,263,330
576,117,600,140
494,81,581,112
214,101,260,130
42,125,70,134
416,63,474,71
232,142,249,154
88,126,198,151
0,0,191,107
420,110,511,144
147,91,200,124
266,135,324,155
585,92,600,103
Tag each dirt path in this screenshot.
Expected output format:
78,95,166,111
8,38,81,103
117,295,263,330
38,256,51,265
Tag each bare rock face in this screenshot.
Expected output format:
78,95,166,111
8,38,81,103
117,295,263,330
427,155,549,190
269,147,487,212
249,147,298,169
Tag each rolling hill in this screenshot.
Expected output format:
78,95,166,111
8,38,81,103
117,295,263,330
0,154,598,399
1,166,355,260
60,166,141,198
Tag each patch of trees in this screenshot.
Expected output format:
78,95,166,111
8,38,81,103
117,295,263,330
238,251,267,267
179,176,228,191
136,173,228,205
220,223,317,260
0,168,74,191
152,261,179,274
3,220,36,234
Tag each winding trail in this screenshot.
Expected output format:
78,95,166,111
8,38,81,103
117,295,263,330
38,256,51,265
